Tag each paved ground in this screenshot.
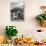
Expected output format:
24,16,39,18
14,43,46,46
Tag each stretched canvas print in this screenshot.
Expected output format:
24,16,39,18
10,1,24,21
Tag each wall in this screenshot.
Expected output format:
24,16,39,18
0,0,46,37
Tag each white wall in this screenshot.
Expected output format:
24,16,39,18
0,0,46,37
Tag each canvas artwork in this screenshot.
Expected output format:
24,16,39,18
10,1,24,21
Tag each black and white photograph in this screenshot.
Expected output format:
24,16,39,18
10,1,24,21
